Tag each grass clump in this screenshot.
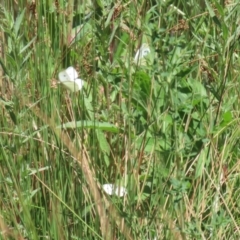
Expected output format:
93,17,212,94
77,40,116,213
0,0,240,239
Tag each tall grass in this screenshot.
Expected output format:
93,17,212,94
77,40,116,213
0,0,240,239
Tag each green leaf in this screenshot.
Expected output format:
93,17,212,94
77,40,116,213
195,148,207,179
14,8,26,36
0,58,9,77
222,111,232,124
96,129,110,156
57,120,119,133
205,0,221,27
95,0,103,8
20,36,37,54
105,6,115,28
175,67,192,77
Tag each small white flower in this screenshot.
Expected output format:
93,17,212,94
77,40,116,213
58,66,84,92
134,43,151,64
102,184,127,197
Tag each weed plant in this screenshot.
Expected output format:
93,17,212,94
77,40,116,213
0,0,240,239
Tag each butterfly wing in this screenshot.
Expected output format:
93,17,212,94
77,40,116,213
103,184,127,197
58,67,83,92
141,45,150,58
60,80,84,92
65,66,78,81
75,79,84,90
114,186,127,197
58,70,70,82
134,43,151,65
102,184,114,195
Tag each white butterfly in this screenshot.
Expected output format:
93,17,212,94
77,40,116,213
134,43,151,64
58,66,84,92
102,184,127,197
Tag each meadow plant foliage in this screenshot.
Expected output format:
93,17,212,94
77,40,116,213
0,0,240,239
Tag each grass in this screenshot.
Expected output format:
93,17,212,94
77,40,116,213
0,0,240,239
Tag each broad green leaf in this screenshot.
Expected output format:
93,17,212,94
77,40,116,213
96,129,110,155
222,111,232,124
195,148,207,179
